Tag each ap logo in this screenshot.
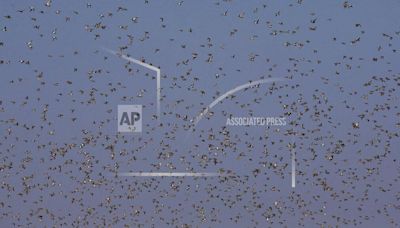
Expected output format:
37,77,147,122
118,105,142,133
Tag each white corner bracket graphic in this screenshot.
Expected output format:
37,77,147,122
104,48,161,120
189,77,296,188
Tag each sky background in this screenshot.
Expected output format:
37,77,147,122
1,0,400,227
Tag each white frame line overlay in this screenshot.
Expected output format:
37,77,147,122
118,172,231,177
105,48,296,187
104,48,161,120
291,138,296,188
190,77,296,188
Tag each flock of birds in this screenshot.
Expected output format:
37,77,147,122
0,1,399,227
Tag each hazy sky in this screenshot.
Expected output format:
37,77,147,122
1,1,400,227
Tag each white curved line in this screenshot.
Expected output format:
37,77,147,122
193,78,285,126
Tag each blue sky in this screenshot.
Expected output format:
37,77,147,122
1,1,400,227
